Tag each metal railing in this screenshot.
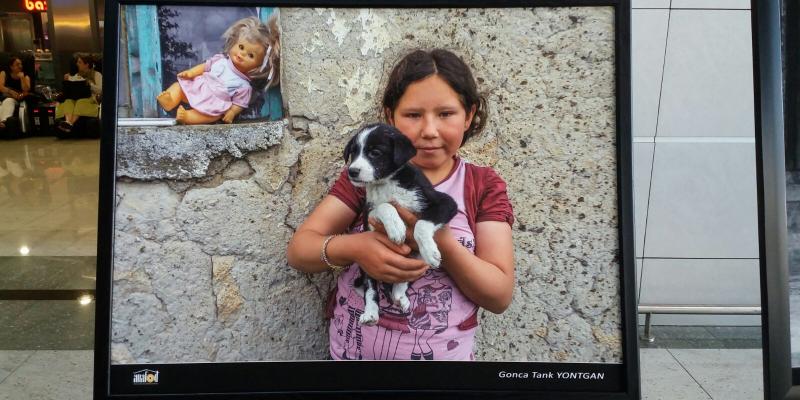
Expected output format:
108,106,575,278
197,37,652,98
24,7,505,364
638,304,761,342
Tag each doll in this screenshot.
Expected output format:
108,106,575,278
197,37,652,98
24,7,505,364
156,15,280,125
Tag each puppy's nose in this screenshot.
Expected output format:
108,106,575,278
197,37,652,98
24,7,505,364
348,167,361,179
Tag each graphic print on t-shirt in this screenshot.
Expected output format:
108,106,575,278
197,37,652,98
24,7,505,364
408,269,453,360
371,289,410,359
338,289,364,360
333,269,456,360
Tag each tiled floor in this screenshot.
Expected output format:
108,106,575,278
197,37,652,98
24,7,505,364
639,325,763,399
0,137,99,400
0,138,766,399
0,351,93,400
640,348,763,400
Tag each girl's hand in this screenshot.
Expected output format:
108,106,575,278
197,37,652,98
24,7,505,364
351,231,429,283
368,204,419,251
369,203,457,256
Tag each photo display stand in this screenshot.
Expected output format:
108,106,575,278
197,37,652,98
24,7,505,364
95,0,639,398
760,0,800,399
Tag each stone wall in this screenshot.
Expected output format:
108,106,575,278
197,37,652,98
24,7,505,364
111,7,620,364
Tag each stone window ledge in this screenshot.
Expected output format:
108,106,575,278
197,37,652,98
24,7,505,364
116,120,286,181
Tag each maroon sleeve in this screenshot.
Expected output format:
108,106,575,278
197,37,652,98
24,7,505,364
328,167,365,214
475,167,515,227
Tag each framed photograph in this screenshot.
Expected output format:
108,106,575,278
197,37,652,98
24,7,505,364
95,0,639,398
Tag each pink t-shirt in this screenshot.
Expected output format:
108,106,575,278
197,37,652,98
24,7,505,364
327,157,514,361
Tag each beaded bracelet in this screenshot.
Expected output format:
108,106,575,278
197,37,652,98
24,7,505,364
321,235,346,273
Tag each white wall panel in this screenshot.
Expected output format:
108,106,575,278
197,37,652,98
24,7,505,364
671,0,750,9
634,142,655,257
632,10,670,138
658,10,754,137
644,142,758,258
632,0,671,8
636,258,644,303
638,258,760,305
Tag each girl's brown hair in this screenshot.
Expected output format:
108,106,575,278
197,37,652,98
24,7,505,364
381,49,487,146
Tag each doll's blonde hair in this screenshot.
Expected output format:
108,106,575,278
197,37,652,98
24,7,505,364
222,15,280,87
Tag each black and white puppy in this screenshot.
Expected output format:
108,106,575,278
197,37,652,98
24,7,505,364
344,123,458,326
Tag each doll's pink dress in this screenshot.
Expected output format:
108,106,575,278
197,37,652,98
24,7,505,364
178,53,252,117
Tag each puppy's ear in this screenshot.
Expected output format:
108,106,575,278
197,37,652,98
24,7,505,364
391,129,417,166
344,133,358,163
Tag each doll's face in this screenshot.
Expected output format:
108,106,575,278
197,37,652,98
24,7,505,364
229,37,266,74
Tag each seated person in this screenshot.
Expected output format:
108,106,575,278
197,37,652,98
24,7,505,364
56,54,102,133
0,56,31,130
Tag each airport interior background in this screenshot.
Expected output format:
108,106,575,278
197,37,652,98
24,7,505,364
0,0,793,398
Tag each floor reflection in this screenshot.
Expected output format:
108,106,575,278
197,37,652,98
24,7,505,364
0,138,99,257
0,138,99,353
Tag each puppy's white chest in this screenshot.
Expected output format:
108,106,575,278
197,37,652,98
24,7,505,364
367,181,421,212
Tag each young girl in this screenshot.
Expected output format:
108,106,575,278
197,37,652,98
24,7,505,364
156,16,279,125
287,49,514,361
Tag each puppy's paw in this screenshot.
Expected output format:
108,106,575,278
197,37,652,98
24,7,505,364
359,310,379,326
395,295,411,313
420,246,442,269
384,218,407,245
389,283,410,312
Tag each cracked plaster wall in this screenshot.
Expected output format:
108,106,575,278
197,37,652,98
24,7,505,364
112,7,621,364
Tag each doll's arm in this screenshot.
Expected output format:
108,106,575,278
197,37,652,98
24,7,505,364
221,105,244,123
177,63,206,79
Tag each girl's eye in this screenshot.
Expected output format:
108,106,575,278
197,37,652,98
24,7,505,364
239,44,244,50
440,111,455,117
405,113,421,119
248,53,254,59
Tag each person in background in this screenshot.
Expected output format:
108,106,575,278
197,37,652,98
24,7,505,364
56,54,102,133
0,56,31,130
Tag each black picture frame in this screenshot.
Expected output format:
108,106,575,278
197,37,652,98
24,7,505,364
94,0,639,398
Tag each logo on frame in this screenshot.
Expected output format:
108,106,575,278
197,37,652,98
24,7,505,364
132,369,159,385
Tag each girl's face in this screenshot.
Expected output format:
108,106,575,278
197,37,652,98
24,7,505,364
229,37,266,74
388,74,475,176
